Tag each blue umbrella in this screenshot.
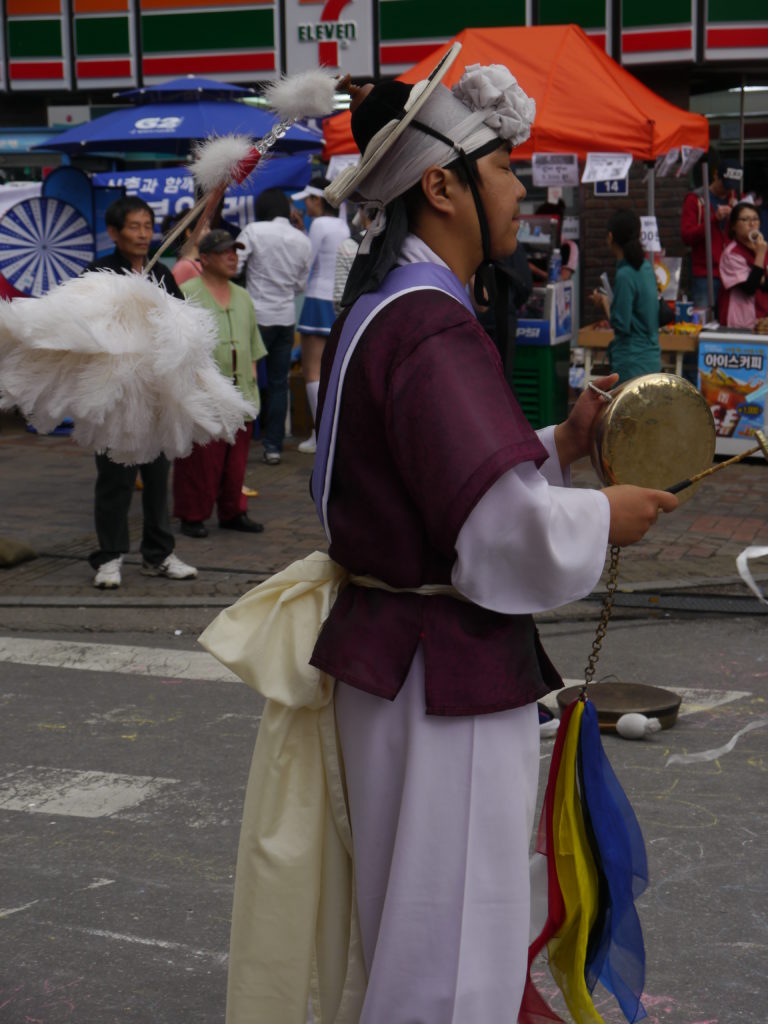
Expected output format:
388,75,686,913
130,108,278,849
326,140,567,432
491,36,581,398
33,100,322,157
114,75,255,102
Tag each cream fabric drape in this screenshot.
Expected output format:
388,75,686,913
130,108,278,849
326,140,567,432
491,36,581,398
198,551,366,1024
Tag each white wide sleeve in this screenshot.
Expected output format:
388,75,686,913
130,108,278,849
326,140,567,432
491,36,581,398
451,432,610,614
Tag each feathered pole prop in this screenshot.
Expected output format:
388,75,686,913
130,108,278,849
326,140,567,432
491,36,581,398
146,69,339,272
0,69,339,465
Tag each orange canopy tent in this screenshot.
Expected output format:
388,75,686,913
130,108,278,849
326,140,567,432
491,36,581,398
322,24,709,162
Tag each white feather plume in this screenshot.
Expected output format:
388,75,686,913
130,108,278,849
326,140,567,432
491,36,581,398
0,272,257,465
262,69,338,121
191,134,254,192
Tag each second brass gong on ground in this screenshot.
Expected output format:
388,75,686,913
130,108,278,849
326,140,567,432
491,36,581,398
589,373,716,504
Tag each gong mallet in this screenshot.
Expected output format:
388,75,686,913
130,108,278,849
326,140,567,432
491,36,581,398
666,429,768,494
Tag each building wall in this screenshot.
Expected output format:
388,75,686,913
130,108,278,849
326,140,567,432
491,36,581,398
2,0,767,93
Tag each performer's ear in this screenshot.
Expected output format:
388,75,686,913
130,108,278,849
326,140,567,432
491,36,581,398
106,224,120,245
420,165,454,214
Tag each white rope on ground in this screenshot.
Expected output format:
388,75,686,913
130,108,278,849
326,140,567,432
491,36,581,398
736,545,768,606
666,718,768,766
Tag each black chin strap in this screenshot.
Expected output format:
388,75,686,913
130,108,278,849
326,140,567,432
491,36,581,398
452,150,494,305
452,149,516,384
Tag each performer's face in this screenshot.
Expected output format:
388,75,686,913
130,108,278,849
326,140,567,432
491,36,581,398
109,210,154,260
474,146,527,260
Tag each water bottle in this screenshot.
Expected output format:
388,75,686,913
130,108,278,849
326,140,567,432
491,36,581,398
547,247,562,283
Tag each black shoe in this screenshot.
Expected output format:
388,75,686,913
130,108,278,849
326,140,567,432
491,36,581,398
219,514,264,534
180,520,208,538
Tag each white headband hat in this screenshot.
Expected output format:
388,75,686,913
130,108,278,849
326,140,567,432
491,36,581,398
325,43,535,209
290,184,326,201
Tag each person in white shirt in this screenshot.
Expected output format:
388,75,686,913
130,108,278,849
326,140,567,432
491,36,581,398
291,175,350,453
332,206,372,315
237,188,312,464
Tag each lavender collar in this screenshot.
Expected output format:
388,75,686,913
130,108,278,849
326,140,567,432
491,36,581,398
311,263,473,538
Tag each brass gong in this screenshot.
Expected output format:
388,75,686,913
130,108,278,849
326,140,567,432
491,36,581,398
590,373,716,505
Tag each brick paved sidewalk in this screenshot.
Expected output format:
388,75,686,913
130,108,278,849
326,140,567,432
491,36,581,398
1,411,767,603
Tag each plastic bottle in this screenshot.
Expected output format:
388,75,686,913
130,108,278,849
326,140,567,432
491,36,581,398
547,247,562,283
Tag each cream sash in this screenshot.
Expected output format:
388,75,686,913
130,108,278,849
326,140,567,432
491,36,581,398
199,552,365,1024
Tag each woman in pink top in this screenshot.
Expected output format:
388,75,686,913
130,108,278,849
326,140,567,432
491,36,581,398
172,254,202,285
169,213,203,286
718,201,768,328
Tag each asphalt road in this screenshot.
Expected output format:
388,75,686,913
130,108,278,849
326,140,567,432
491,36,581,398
0,627,259,1024
1,613,766,1023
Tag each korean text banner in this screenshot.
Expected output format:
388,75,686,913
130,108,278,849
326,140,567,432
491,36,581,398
93,154,313,238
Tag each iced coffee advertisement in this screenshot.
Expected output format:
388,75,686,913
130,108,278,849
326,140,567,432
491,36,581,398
698,339,768,439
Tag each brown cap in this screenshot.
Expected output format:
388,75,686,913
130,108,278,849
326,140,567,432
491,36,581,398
198,229,244,254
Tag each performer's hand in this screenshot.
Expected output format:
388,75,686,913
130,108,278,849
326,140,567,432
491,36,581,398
554,373,618,467
603,485,678,546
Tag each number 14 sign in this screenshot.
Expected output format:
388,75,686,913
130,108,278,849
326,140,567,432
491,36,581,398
593,178,628,196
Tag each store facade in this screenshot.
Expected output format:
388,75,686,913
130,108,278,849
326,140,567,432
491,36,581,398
2,1,767,94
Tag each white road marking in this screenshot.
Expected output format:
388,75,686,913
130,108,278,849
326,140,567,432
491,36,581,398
0,765,178,818
0,898,40,919
72,927,227,965
669,685,752,717
0,636,238,683
0,878,116,919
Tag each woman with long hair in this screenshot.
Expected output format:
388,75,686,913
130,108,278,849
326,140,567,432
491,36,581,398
718,201,768,328
591,208,661,383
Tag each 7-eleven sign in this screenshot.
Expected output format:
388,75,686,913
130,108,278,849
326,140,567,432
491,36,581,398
286,0,374,76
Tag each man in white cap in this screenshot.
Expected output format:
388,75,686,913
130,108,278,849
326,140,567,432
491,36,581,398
217,45,678,1024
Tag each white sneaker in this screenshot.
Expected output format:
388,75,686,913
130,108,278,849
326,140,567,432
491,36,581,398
141,552,197,580
297,431,316,454
93,556,122,589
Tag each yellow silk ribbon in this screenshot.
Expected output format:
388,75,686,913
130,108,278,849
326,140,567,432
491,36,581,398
547,700,605,1023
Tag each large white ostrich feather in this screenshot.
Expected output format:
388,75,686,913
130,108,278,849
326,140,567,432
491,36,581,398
262,69,338,121
0,272,257,465
191,134,255,193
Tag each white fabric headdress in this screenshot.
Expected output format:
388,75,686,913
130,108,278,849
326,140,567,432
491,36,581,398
326,58,535,210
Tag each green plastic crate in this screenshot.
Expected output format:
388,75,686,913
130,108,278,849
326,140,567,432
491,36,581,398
511,341,571,429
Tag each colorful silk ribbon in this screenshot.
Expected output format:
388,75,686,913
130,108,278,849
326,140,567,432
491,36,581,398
523,696,648,1024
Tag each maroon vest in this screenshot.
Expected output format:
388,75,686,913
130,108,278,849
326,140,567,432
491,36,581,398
310,288,564,715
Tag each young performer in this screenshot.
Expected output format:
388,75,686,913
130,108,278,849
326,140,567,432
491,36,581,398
203,46,678,1024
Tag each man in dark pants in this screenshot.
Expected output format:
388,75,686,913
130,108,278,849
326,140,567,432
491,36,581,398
236,188,311,464
86,195,197,589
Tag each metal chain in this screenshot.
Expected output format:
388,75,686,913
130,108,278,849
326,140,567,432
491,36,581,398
254,117,296,156
583,544,621,689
